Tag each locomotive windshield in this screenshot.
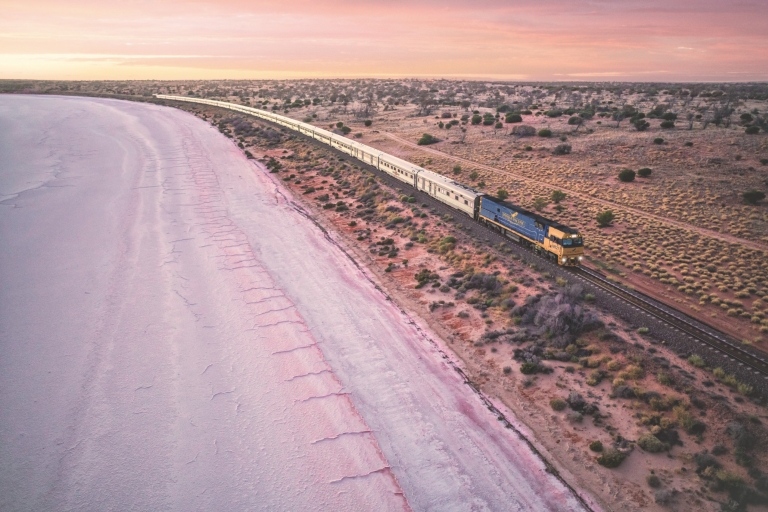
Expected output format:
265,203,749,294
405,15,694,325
561,236,583,247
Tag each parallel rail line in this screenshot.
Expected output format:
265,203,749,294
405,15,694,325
569,267,768,377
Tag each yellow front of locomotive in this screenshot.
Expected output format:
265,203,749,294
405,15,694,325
544,227,584,266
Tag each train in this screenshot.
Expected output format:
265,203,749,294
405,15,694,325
154,94,584,266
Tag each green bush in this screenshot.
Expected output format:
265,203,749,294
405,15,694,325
647,474,661,487
494,122,503,129
552,144,571,155
634,119,650,131
660,120,675,129
452,164,462,175
745,125,760,134
505,113,523,123
471,114,482,125
567,116,582,125
417,133,437,145
618,169,636,182
364,120,372,127
497,189,509,200
550,398,567,411
638,433,666,453
653,138,664,144
688,354,705,367
520,362,539,374
341,126,352,134
589,440,603,452
743,190,765,204
550,190,566,203
597,448,627,468
596,210,614,227
637,167,652,177
537,128,552,137
714,470,745,492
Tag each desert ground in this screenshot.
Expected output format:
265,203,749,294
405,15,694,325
2,80,768,511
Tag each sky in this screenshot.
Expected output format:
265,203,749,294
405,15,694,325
1,0,767,81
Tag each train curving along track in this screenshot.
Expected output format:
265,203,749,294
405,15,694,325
161,97,768,382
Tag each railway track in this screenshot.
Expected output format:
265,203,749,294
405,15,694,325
169,98,768,382
568,266,768,377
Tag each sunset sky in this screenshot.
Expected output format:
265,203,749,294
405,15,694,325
2,0,767,81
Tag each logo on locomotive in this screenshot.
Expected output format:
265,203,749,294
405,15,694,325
501,211,526,227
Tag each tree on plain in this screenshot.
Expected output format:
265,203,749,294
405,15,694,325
550,190,566,203
596,210,615,227
618,169,636,182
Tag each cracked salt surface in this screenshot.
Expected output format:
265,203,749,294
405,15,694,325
0,95,586,511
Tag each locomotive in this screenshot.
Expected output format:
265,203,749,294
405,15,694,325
154,94,584,266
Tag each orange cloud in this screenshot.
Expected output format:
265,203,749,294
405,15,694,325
1,0,766,80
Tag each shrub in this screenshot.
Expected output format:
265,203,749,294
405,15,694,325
417,133,437,145
638,433,666,453
505,113,523,123
364,120,372,127
657,371,672,386
566,411,583,423
737,383,754,396
537,128,552,137
637,326,649,335
533,197,548,211
618,169,636,182
634,119,650,131
513,125,536,137
647,474,661,487
550,398,567,411
714,470,745,492
745,125,760,134
341,126,352,134
684,141,694,147
637,167,652,177
743,190,765,204
497,189,509,200
469,171,479,180
550,190,566,203
471,114,482,125
653,138,664,144
597,448,627,468
596,210,615,227
452,164,462,175
589,440,603,452
567,116,582,125
688,354,705,367
552,144,571,155
740,113,754,123
520,362,539,374
660,120,675,129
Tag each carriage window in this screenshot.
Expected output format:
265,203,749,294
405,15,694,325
534,221,544,230
464,200,468,205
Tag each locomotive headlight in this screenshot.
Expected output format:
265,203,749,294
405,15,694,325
562,257,567,263
578,256,583,261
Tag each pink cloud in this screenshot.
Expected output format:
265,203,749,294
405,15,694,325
1,0,766,80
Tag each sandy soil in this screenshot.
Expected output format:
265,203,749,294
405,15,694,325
0,95,586,511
